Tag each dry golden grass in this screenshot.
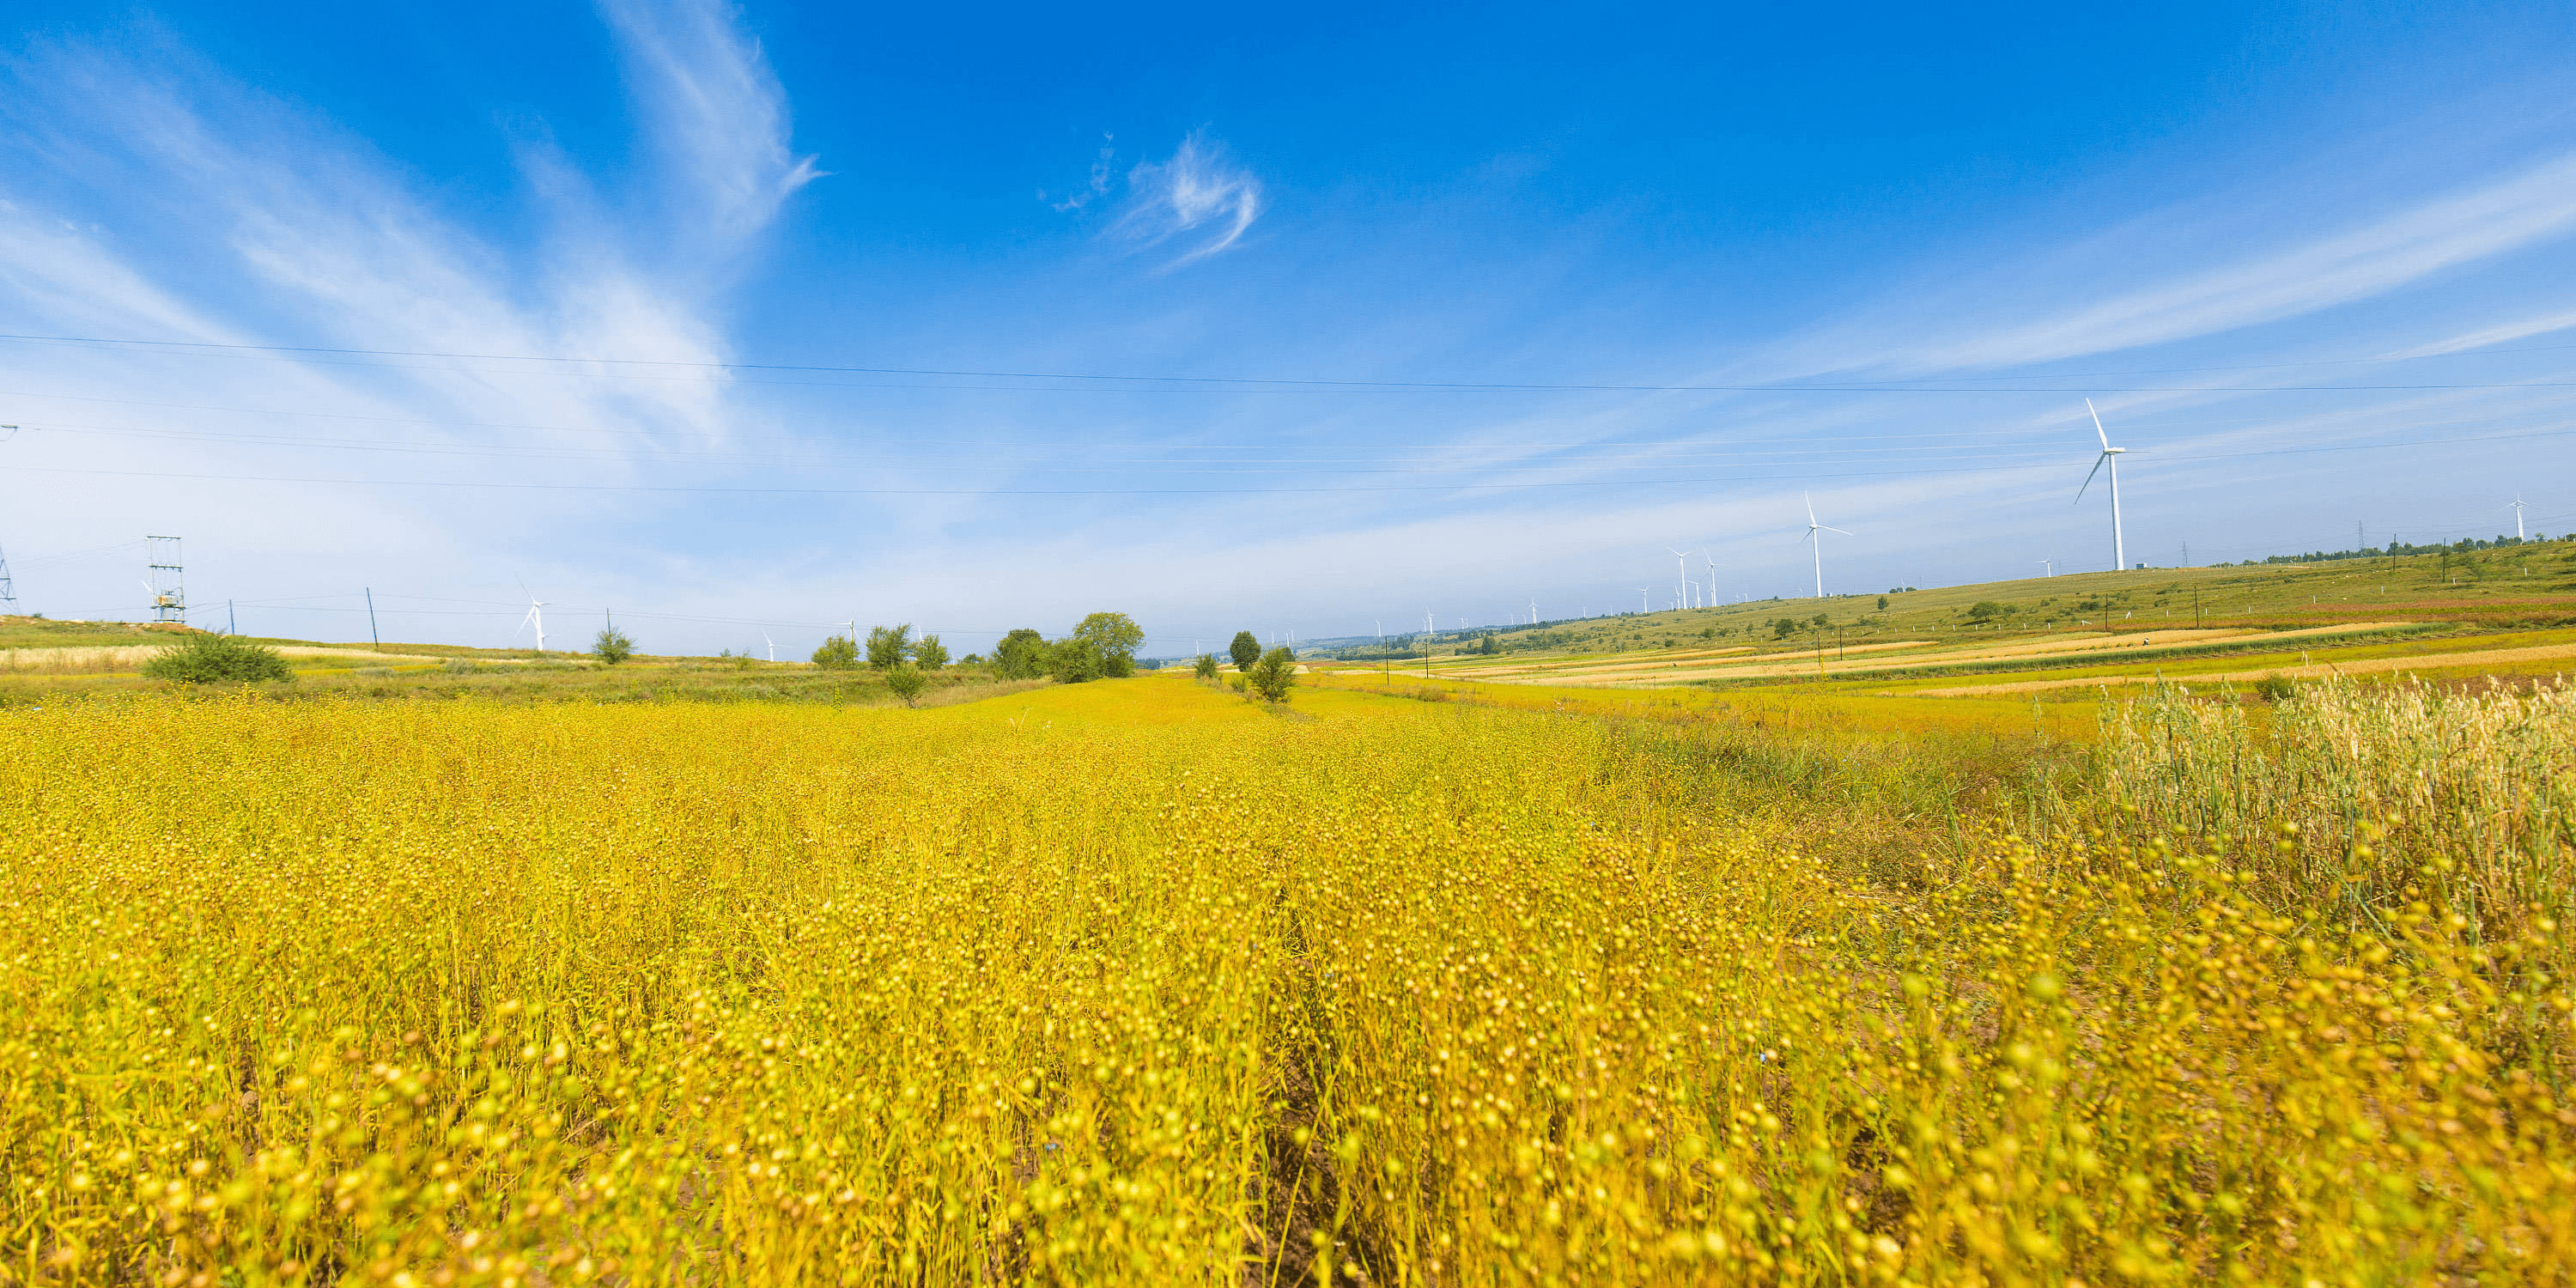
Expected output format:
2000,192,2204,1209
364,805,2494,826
1,677,2568,1283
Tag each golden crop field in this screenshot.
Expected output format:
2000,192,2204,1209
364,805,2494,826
3,674,2572,1285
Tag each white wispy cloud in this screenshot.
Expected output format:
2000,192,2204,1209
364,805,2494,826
0,3,819,622
2379,307,2576,359
1113,132,1261,264
595,0,823,247
1795,149,2576,375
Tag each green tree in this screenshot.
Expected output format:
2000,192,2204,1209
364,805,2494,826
811,635,860,670
1248,646,1298,702
1193,653,1218,681
1965,600,2009,622
1071,613,1145,671
866,623,913,669
1048,636,1105,683
992,629,1048,679
593,627,635,665
884,665,927,707
1229,630,1261,671
1876,596,1889,612
142,633,294,684
911,634,950,669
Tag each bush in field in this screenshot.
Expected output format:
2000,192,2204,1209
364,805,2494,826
884,665,927,707
592,627,635,665
1230,630,1261,672
866,624,913,670
1194,653,1218,681
141,633,294,684
1248,646,1298,702
1048,636,1105,683
993,629,1048,680
811,635,860,670
911,635,950,669
1072,612,1145,672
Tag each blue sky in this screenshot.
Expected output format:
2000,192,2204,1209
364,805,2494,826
4,2,2574,655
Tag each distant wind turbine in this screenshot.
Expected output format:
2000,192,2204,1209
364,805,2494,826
2077,398,2129,572
1665,547,1696,609
513,581,548,653
1638,587,1649,614
2036,559,2053,578
2512,495,2528,540
1801,494,1850,598
762,631,775,662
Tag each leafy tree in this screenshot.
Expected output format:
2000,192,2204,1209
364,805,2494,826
866,623,913,670
143,633,293,684
1193,653,1218,680
1248,646,1298,702
1104,651,1136,678
1072,612,1145,669
1876,596,1889,611
593,627,635,665
884,665,927,707
1771,617,1799,640
812,635,860,669
911,634,950,669
992,629,1048,679
1965,600,2009,622
1048,636,1105,683
1229,630,1261,671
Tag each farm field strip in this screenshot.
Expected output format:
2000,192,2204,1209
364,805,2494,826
1910,637,2576,696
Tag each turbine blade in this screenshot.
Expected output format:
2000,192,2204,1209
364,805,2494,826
1804,492,1817,524
2076,451,2107,502
2086,398,2111,451
1822,526,1852,536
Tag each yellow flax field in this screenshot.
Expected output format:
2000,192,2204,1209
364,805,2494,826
1,681,2570,1285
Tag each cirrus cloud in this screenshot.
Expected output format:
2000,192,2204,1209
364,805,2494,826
1113,131,1261,264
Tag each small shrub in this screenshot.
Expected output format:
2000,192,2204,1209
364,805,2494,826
1249,647,1298,702
885,665,927,707
1194,653,1219,681
811,635,860,670
1049,637,1106,684
593,628,635,665
142,633,294,684
2252,674,2299,703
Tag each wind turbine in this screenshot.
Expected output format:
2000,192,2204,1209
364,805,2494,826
2037,559,2053,578
2077,398,2128,572
1637,587,1649,613
2512,495,2528,540
762,631,775,663
1665,547,1695,609
1528,598,1538,624
1801,493,1850,598
513,582,548,653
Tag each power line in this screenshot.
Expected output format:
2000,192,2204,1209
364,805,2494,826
3,422,2567,498
7,331,2576,395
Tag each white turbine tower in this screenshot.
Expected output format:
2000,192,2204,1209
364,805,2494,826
513,582,548,653
1801,494,1849,598
2036,559,2053,578
2077,398,2129,573
2512,495,2528,540
1665,547,1695,609
762,631,775,663
1637,587,1649,614
1528,598,1538,624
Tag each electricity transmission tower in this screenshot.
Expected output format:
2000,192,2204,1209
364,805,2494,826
146,536,185,623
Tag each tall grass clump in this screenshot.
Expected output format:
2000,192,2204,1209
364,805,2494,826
2096,676,2576,946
